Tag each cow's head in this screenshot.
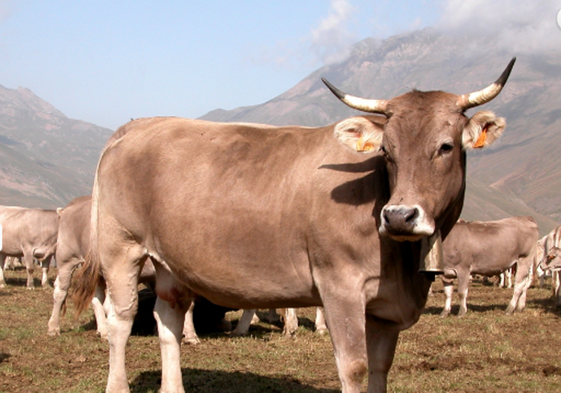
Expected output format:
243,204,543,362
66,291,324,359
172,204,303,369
540,246,561,271
324,58,515,243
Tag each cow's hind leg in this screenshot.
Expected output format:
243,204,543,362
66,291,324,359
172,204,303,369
182,300,200,345
152,261,190,393
40,255,53,287
281,308,298,337
48,257,81,335
457,273,470,317
440,277,454,317
231,309,257,336
103,245,146,393
22,253,35,289
315,307,328,335
506,261,532,314
92,280,108,339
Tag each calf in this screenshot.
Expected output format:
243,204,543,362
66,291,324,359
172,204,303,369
440,216,539,316
0,206,59,289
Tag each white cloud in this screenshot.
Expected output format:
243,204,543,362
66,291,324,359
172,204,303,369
309,0,357,65
436,0,561,54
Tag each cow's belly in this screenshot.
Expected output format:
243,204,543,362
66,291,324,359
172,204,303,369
153,244,319,310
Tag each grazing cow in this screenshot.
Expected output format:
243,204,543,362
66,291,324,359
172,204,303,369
72,59,515,393
232,307,327,336
0,206,59,288
439,216,539,317
48,195,228,343
539,226,561,307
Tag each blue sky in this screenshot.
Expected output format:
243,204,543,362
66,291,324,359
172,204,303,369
0,0,558,130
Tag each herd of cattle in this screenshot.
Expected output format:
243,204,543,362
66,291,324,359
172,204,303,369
1,57,559,393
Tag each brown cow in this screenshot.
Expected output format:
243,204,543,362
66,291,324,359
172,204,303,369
72,58,515,393
0,206,59,288
439,216,539,317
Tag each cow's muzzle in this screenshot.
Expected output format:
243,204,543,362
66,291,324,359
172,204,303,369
379,204,435,241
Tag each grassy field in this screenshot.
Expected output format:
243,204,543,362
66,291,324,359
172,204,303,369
1,268,561,392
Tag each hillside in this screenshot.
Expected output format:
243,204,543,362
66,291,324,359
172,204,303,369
0,85,113,208
202,28,561,234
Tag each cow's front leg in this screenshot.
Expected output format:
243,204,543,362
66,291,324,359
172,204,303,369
321,296,368,393
365,316,400,393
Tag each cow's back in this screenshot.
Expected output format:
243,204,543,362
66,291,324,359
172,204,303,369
56,196,91,263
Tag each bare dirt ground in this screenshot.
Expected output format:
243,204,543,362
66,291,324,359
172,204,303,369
1,267,561,392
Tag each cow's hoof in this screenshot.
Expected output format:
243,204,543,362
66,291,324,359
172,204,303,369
182,337,200,345
47,329,60,337
316,327,329,335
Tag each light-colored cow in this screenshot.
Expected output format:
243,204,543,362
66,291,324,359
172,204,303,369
440,216,539,317
72,59,515,393
0,206,59,289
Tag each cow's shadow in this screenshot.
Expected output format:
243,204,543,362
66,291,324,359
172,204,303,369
130,368,339,393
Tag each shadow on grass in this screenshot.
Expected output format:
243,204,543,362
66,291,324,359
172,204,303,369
4,277,45,288
0,352,10,362
527,297,561,317
130,368,339,393
423,303,508,316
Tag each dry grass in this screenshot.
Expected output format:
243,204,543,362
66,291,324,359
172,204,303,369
1,268,561,392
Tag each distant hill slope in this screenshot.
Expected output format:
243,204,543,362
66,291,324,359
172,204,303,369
202,28,561,234
0,85,113,208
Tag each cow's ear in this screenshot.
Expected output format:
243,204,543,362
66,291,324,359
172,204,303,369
462,111,506,150
334,117,384,153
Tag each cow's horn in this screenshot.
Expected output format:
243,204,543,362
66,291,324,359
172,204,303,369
457,57,516,110
322,78,388,115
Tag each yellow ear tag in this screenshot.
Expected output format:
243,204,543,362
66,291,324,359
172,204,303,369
356,136,375,152
473,127,488,148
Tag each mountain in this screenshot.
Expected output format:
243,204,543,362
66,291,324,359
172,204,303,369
0,85,113,208
202,28,561,235
0,28,558,235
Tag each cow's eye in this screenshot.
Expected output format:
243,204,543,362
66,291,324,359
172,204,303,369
439,142,453,155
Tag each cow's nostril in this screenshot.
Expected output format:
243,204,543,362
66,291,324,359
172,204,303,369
404,207,419,223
